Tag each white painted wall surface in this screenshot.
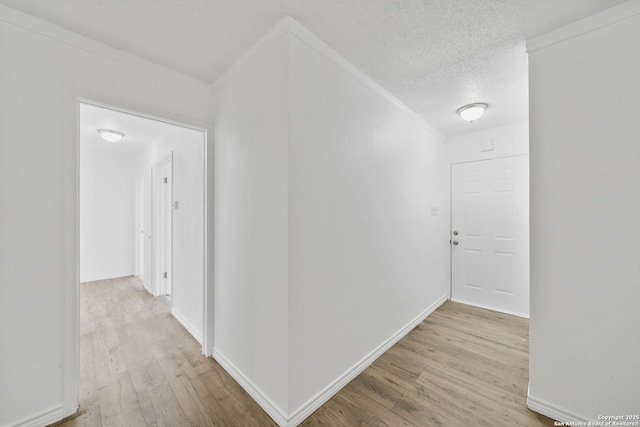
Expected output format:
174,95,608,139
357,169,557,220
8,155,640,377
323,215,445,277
212,34,290,416
528,10,640,421
211,20,450,424
0,9,213,426
134,126,205,342
288,33,450,415
79,148,135,282
447,122,529,163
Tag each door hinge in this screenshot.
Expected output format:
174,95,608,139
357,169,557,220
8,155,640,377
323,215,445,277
163,272,168,279
163,177,168,183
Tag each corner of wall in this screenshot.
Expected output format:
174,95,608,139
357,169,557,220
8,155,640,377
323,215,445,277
286,17,444,141
0,3,211,93
214,16,450,427
210,16,292,96
286,295,448,426
526,0,640,53
211,349,289,427
211,17,291,422
527,392,588,424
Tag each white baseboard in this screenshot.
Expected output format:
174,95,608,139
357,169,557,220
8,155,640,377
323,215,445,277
80,271,134,283
527,392,588,423
287,293,449,426
211,295,447,427
450,297,529,319
171,308,203,345
211,349,288,427
6,405,64,427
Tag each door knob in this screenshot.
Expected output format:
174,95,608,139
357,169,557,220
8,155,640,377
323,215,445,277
453,231,459,236
452,240,459,245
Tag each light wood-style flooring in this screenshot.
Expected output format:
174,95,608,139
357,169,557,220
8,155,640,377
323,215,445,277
301,302,554,427
50,276,553,426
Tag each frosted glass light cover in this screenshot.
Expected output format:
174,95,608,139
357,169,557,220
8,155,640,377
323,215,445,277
98,129,125,143
457,103,487,122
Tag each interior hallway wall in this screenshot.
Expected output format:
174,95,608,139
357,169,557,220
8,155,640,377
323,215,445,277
134,125,205,343
0,7,214,426
288,31,450,416
79,148,136,282
527,6,640,420
447,122,528,163
212,31,290,416
211,18,450,425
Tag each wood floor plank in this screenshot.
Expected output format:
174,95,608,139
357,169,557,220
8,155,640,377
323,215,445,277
92,329,128,388
53,410,102,427
199,369,277,426
129,360,167,393
166,374,213,427
117,322,153,370
98,373,146,427
136,385,191,427
79,333,100,413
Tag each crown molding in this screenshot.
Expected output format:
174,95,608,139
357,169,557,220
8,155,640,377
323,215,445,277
0,3,212,93
209,15,444,140
210,16,291,95
526,0,640,53
287,17,444,140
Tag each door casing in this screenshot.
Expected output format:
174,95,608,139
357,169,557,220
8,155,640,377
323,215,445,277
152,154,173,299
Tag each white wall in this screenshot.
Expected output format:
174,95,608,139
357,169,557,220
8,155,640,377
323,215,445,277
527,7,640,421
212,32,290,417
134,126,205,343
447,122,528,163
79,148,136,282
211,18,449,425
0,8,213,426
288,33,449,416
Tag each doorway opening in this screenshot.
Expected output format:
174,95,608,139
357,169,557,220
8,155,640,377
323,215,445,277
78,98,207,344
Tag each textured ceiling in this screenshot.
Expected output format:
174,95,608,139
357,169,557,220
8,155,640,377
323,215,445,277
2,0,628,136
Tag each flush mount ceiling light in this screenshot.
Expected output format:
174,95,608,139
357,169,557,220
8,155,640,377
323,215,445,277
457,103,488,122
97,129,125,143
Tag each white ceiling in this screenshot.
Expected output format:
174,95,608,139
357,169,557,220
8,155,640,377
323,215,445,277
80,103,176,154
4,0,628,136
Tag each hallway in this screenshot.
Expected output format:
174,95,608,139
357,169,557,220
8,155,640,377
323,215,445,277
54,277,275,426
52,276,553,426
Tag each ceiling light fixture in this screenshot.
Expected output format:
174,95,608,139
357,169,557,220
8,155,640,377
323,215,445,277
97,129,125,143
457,103,488,122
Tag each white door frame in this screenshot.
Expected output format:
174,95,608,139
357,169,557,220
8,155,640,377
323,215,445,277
152,153,173,298
67,95,212,417
135,174,145,278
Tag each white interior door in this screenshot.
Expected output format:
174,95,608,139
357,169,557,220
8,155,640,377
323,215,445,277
451,155,529,317
135,174,145,277
153,154,173,298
